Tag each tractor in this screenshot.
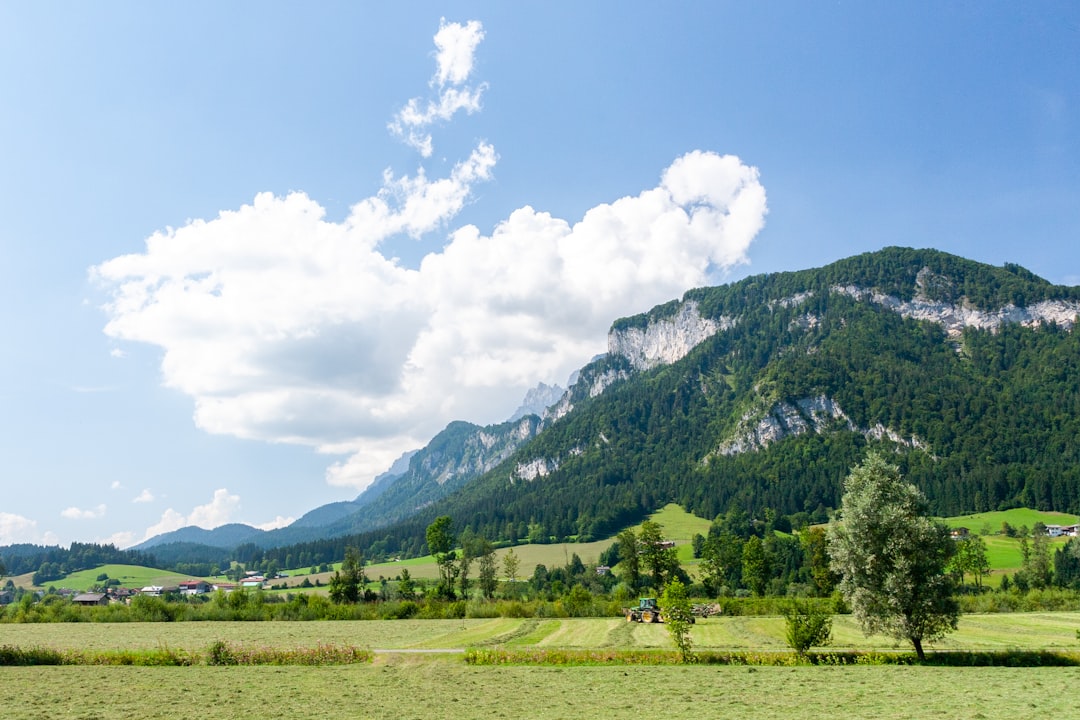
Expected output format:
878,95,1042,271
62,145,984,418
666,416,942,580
624,597,663,623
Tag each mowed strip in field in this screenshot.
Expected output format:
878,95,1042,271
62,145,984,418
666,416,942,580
2,612,1078,653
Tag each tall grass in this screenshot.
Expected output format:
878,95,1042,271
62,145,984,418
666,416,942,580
0,641,370,667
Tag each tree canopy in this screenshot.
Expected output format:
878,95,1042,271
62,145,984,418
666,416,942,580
828,452,959,659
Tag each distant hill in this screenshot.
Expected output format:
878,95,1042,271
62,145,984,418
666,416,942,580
132,523,266,552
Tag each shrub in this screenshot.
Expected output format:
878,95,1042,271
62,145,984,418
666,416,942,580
783,600,833,657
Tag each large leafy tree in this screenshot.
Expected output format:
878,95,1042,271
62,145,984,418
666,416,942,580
638,521,680,591
828,452,959,660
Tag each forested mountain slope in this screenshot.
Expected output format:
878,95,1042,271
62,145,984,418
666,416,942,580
276,247,1080,563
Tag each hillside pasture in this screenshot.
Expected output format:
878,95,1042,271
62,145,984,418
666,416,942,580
51,564,201,592
944,508,1079,534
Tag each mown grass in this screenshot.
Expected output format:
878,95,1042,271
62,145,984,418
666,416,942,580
464,647,1080,666
2,663,1078,719
3,612,1077,654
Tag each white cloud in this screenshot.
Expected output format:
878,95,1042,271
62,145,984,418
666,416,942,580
111,480,123,490
0,512,40,545
132,489,154,503
100,530,136,549
92,21,768,494
433,18,484,86
254,515,295,531
60,504,107,520
140,488,240,542
389,19,487,156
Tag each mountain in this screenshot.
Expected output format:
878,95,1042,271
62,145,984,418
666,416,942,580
260,246,1080,563
509,382,566,421
133,380,566,551
288,450,417,530
133,523,266,551
125,247,1080,565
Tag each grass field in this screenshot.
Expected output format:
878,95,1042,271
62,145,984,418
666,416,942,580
56,564,196,592
2,612,1077,653
943,508,1080,534
2,615,1080,719
2,663,1078,720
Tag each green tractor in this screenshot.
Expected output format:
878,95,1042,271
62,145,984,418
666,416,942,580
624,597,662,623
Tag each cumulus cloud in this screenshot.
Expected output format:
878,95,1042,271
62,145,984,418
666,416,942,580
0,512,40,545
93,20,768,494
140,488,240,541
111,480,123,490
132,489,154,503
389,18,486,156
60,504,107,520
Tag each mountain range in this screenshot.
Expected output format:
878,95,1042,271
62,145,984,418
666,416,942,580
115,247,1080,561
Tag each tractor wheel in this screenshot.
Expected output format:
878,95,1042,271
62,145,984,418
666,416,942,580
642,610,654,623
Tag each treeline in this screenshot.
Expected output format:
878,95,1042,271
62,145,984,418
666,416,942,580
0,543,156,585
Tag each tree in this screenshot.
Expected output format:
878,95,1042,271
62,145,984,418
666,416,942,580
699,532,743,595
616,528,642,591
799,526,837,596
1022,525,1053,590
477,541,498,599
638,521,679,591
950,535,990,590
502,548,520,586
397,568,416,600
660,578,694,663
458,529,476,600
827,452,959,660
426,516,458,600
329,547,365,604
741,535,768,597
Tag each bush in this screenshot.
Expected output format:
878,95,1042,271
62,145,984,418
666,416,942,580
783,600,833,656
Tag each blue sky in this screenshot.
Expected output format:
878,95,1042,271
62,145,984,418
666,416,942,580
1,3,1077,549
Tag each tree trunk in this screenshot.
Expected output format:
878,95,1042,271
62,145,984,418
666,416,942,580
911,636,925,661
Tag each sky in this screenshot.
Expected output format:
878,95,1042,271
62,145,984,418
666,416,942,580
1,3,1078,549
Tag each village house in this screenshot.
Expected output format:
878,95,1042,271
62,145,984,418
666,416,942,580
178,580,212,596
72,592,109,606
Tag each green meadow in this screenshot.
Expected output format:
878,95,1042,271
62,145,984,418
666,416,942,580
2,614,1079,719
2,612,1077,653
